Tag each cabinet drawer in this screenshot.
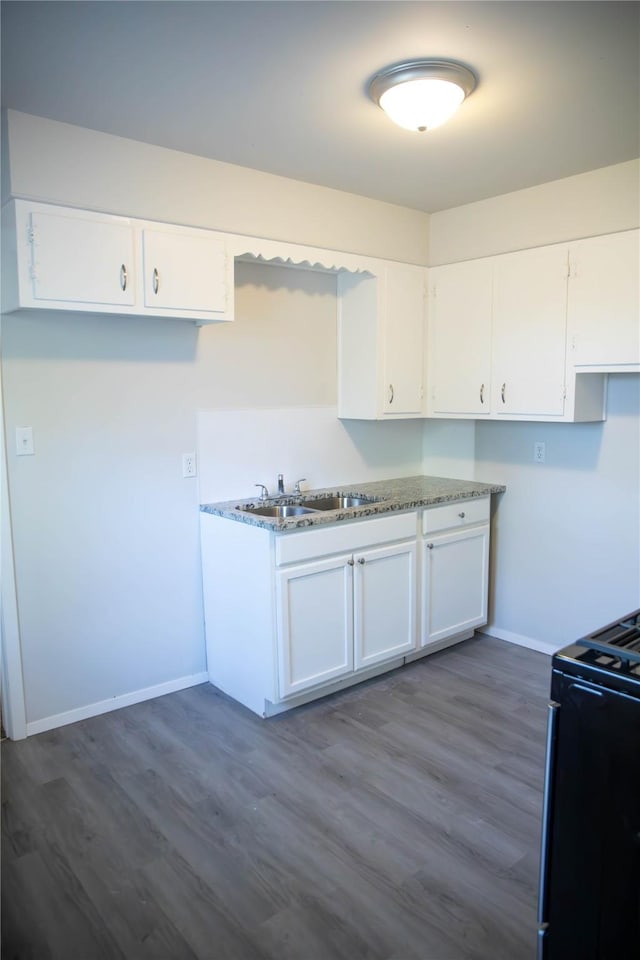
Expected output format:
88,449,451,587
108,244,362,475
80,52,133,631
423,497,489,534
276,511,417,566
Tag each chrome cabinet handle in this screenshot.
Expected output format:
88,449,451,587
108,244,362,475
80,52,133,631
501,382,506,404
426,543,434,550
152,267,160,295
458,511,465,519
388,384,394,405
347,558,355,566
357,557,365,564
480,383,484,404
120,264,128,291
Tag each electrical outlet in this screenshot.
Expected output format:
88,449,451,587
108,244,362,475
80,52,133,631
534,441,546,464
182,453,197,478
16,426,34,456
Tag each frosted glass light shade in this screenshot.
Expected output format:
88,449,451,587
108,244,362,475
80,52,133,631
369,59,476,133
379,78,465,131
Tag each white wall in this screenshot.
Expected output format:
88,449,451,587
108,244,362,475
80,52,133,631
2,311,207,729
1,115,430,732
475,376,640,649
197,262,338,411
428,160,640,650
198,407,424,504
429,159,640,264
422,420,476,481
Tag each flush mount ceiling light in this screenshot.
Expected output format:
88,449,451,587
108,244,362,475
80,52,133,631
369,59,476,132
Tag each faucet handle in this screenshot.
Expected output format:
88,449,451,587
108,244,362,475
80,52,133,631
293,478,307,495
255,483,269,501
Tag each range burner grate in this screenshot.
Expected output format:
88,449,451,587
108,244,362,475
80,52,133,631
576,611,640,674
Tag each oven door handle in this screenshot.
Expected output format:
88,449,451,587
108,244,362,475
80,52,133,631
568,681,603,697
537,699,561,952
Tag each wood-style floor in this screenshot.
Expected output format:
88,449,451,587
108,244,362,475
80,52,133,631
2,635,550,960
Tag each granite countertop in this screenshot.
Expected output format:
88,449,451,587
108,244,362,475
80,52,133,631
200,475,506,531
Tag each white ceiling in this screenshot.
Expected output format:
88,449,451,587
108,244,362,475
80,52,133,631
2,1,639,212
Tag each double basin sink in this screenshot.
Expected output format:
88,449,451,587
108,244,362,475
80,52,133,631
239,494,380,519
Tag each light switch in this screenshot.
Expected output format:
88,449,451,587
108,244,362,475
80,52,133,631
16,426,34,456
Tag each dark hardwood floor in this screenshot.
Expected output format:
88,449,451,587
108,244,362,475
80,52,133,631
2,634,550,960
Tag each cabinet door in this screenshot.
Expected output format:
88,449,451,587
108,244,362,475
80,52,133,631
29,209,135,307
428,259,493,416
568,230,640,370
353,541,416,670
421,525,489,646
382,264,425,415
142,228,228,316
492,246,568,417
276,556,353,698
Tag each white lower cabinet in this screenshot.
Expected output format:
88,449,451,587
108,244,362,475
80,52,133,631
354,541,417,670
200,510,419,715
200,501,492,717
420,498,490,648
277,535,417,698
276,554,354,697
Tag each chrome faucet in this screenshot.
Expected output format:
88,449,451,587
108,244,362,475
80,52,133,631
255,483,270,501
293,478,307,495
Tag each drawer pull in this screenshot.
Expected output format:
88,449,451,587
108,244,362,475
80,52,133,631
120,263,128,291
426,543,434,550
388,383,394,405
152,267,160,295
479,383,484,404
347,558,355,566
458,511,465,519
501,382,506,404
357,557,365,564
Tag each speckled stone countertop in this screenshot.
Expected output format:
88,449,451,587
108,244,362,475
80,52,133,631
200,475,506,532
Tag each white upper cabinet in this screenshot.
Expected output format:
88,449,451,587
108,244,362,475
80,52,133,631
338,261,425,419
7,204,136,308
141,227,228,318
382,263,426,415
2,200,233,324
491,245,569,417
567,229,640,372
426,241,608,422
428,258,493,416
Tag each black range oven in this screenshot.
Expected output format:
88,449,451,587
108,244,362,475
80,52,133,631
537,611,640,959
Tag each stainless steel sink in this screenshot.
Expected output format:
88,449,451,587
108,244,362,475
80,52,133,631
241,504,317,518
237,493,381,518
301,495,379,511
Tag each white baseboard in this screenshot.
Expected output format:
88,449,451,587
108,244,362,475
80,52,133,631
25,672,209,737
478,625,558,656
